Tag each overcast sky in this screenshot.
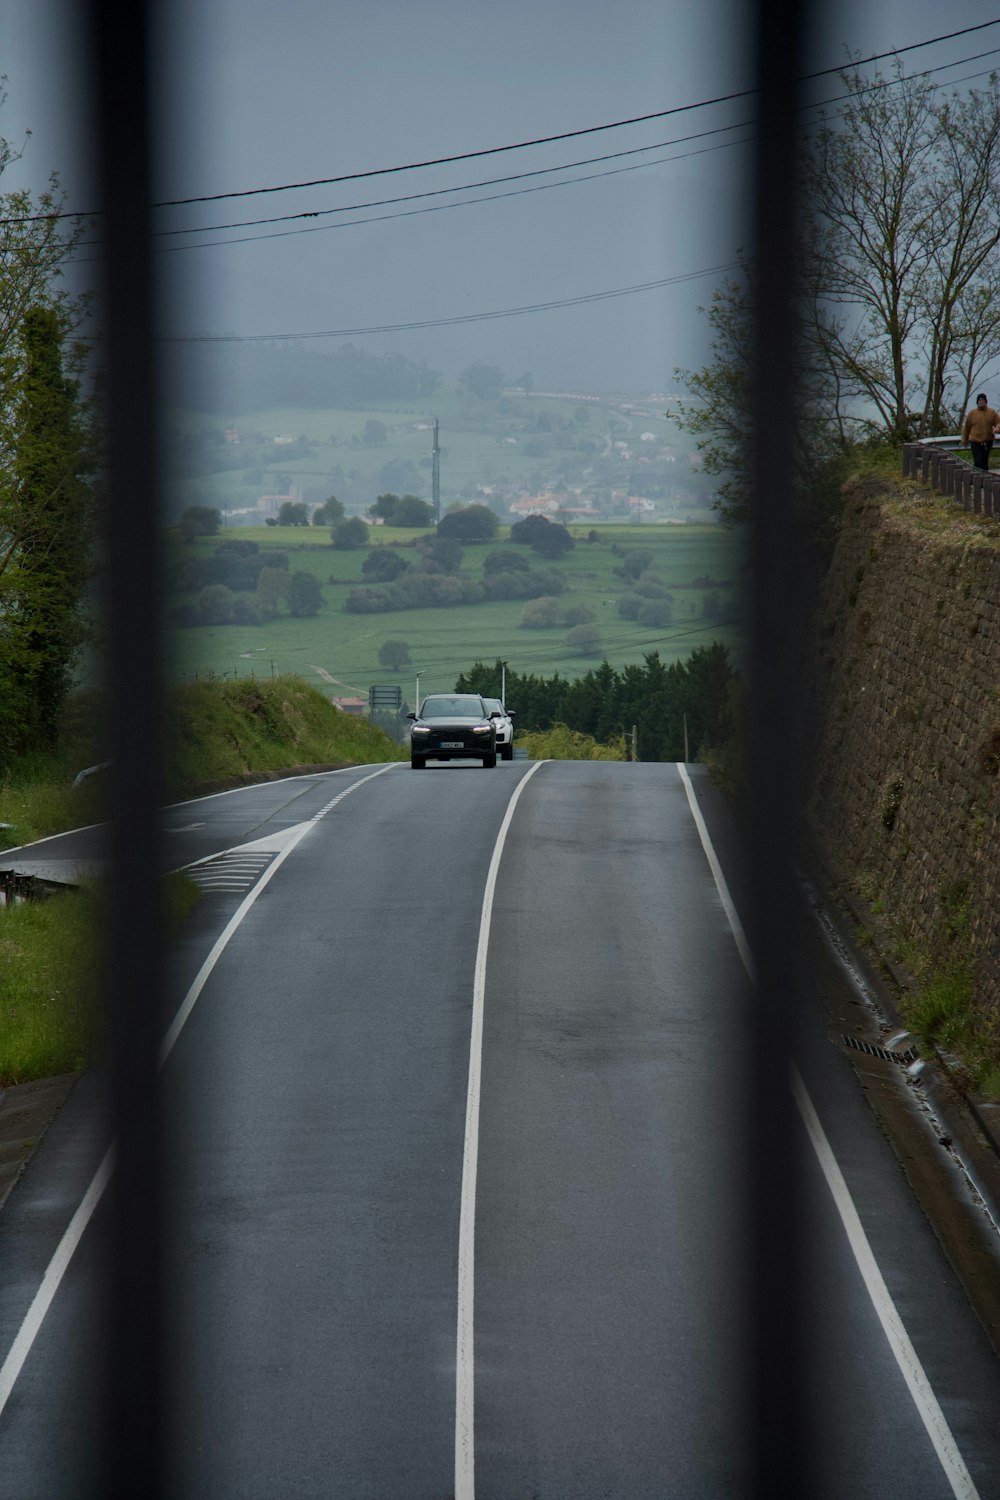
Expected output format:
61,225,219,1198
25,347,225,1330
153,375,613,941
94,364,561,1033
2,1,998,393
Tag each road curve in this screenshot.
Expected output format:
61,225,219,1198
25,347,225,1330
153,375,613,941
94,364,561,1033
1,761,999,1498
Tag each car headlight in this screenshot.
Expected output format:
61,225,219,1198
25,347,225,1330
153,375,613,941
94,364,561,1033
472,724,492,734
411,726,431,735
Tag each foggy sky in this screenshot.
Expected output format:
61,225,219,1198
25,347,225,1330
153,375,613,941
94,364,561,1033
2,0,996,393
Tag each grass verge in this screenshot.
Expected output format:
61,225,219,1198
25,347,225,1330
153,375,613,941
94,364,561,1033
165,674,405,794
0,883,105,1086
518,723,628,760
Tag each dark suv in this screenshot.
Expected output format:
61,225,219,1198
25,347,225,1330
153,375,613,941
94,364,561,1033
407,694,499,769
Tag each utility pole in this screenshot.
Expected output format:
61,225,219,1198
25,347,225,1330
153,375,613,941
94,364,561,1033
415,671,421,712
500,659,507,705
432,417,440,526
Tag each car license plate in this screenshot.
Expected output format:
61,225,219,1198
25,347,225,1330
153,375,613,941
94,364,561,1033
441,741,464,749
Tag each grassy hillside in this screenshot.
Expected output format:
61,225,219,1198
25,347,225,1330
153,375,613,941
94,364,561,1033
165,675,405,794
167,523,745,696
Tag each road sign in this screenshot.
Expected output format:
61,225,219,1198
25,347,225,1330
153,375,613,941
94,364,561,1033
369,685,402,709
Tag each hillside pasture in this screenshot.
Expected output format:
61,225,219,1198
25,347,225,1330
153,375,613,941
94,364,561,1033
166,523,745,697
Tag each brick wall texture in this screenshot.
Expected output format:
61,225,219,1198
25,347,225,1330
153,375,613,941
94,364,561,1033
807,476,1000,1012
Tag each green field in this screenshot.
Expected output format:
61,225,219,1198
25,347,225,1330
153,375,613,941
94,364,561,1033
166,523,745,700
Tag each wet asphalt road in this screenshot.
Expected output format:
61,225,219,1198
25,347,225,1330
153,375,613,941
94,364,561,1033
1,760,1000,1497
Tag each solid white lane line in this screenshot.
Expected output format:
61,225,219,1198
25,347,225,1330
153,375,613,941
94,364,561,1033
455,760,546,1500
0,761,398,1424
791,1068,980,1500
676,764,980,1500
0,1148,113,1416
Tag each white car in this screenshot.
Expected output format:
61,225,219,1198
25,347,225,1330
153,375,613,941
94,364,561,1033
481,698,515,760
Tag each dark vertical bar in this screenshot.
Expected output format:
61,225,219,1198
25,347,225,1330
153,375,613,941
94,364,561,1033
745,0,812,1495
88,1,165,1494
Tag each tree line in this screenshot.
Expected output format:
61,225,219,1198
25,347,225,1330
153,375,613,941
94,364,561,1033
0,106,97,767
455,647,738,763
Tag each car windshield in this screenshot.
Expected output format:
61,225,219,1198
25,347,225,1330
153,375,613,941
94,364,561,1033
420,696,485,719
482,699,504,714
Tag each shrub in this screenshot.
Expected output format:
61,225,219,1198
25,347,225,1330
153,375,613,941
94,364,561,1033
362,548,410,582
483,550,530,576
637,598,673,628
332,517,370,549
521,596,563,629
565,624,602,655
616,592,643,619
563,601,596,627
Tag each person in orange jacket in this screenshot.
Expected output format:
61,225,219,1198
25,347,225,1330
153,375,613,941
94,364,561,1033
961,392,1000,471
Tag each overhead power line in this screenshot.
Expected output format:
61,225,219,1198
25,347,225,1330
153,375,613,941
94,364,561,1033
159,265,741,344
64,46,1000,261
6,17,1000,228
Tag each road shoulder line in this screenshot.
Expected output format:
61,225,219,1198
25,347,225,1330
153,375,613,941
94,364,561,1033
0,762,398,1425
676,763,980,1500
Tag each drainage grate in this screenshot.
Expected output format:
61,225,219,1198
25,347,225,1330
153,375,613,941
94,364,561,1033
187,851,274,894
842,1033,918,1065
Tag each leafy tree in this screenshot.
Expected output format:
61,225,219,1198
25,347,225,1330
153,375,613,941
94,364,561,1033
565,624,602,656
362,548,410,582
0,306,97,754
378,639,411,670
369,492,401,522
520,597,563,629
531,522,573,560
436,504,498,542
637,598,673,628
420,535,464,574
312,495,344,525
563,601,596,627
195,584,236,625
393,494,433,527
287,570,323,617
179,504,222,538
459,362,506,401
255,566,291,618
615,550,655,581
331,517,370,549
277,500,309,526
362,418,388,447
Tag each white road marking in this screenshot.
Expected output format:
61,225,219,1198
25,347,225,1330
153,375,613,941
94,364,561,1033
166,822,205,833
676,763,980,1500
455,760,546,1500
0,762,399,1423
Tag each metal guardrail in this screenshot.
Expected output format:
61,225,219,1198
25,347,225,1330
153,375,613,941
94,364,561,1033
902,443,1000,519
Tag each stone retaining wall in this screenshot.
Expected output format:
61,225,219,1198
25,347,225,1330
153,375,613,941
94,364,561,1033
807,475,1000,1012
